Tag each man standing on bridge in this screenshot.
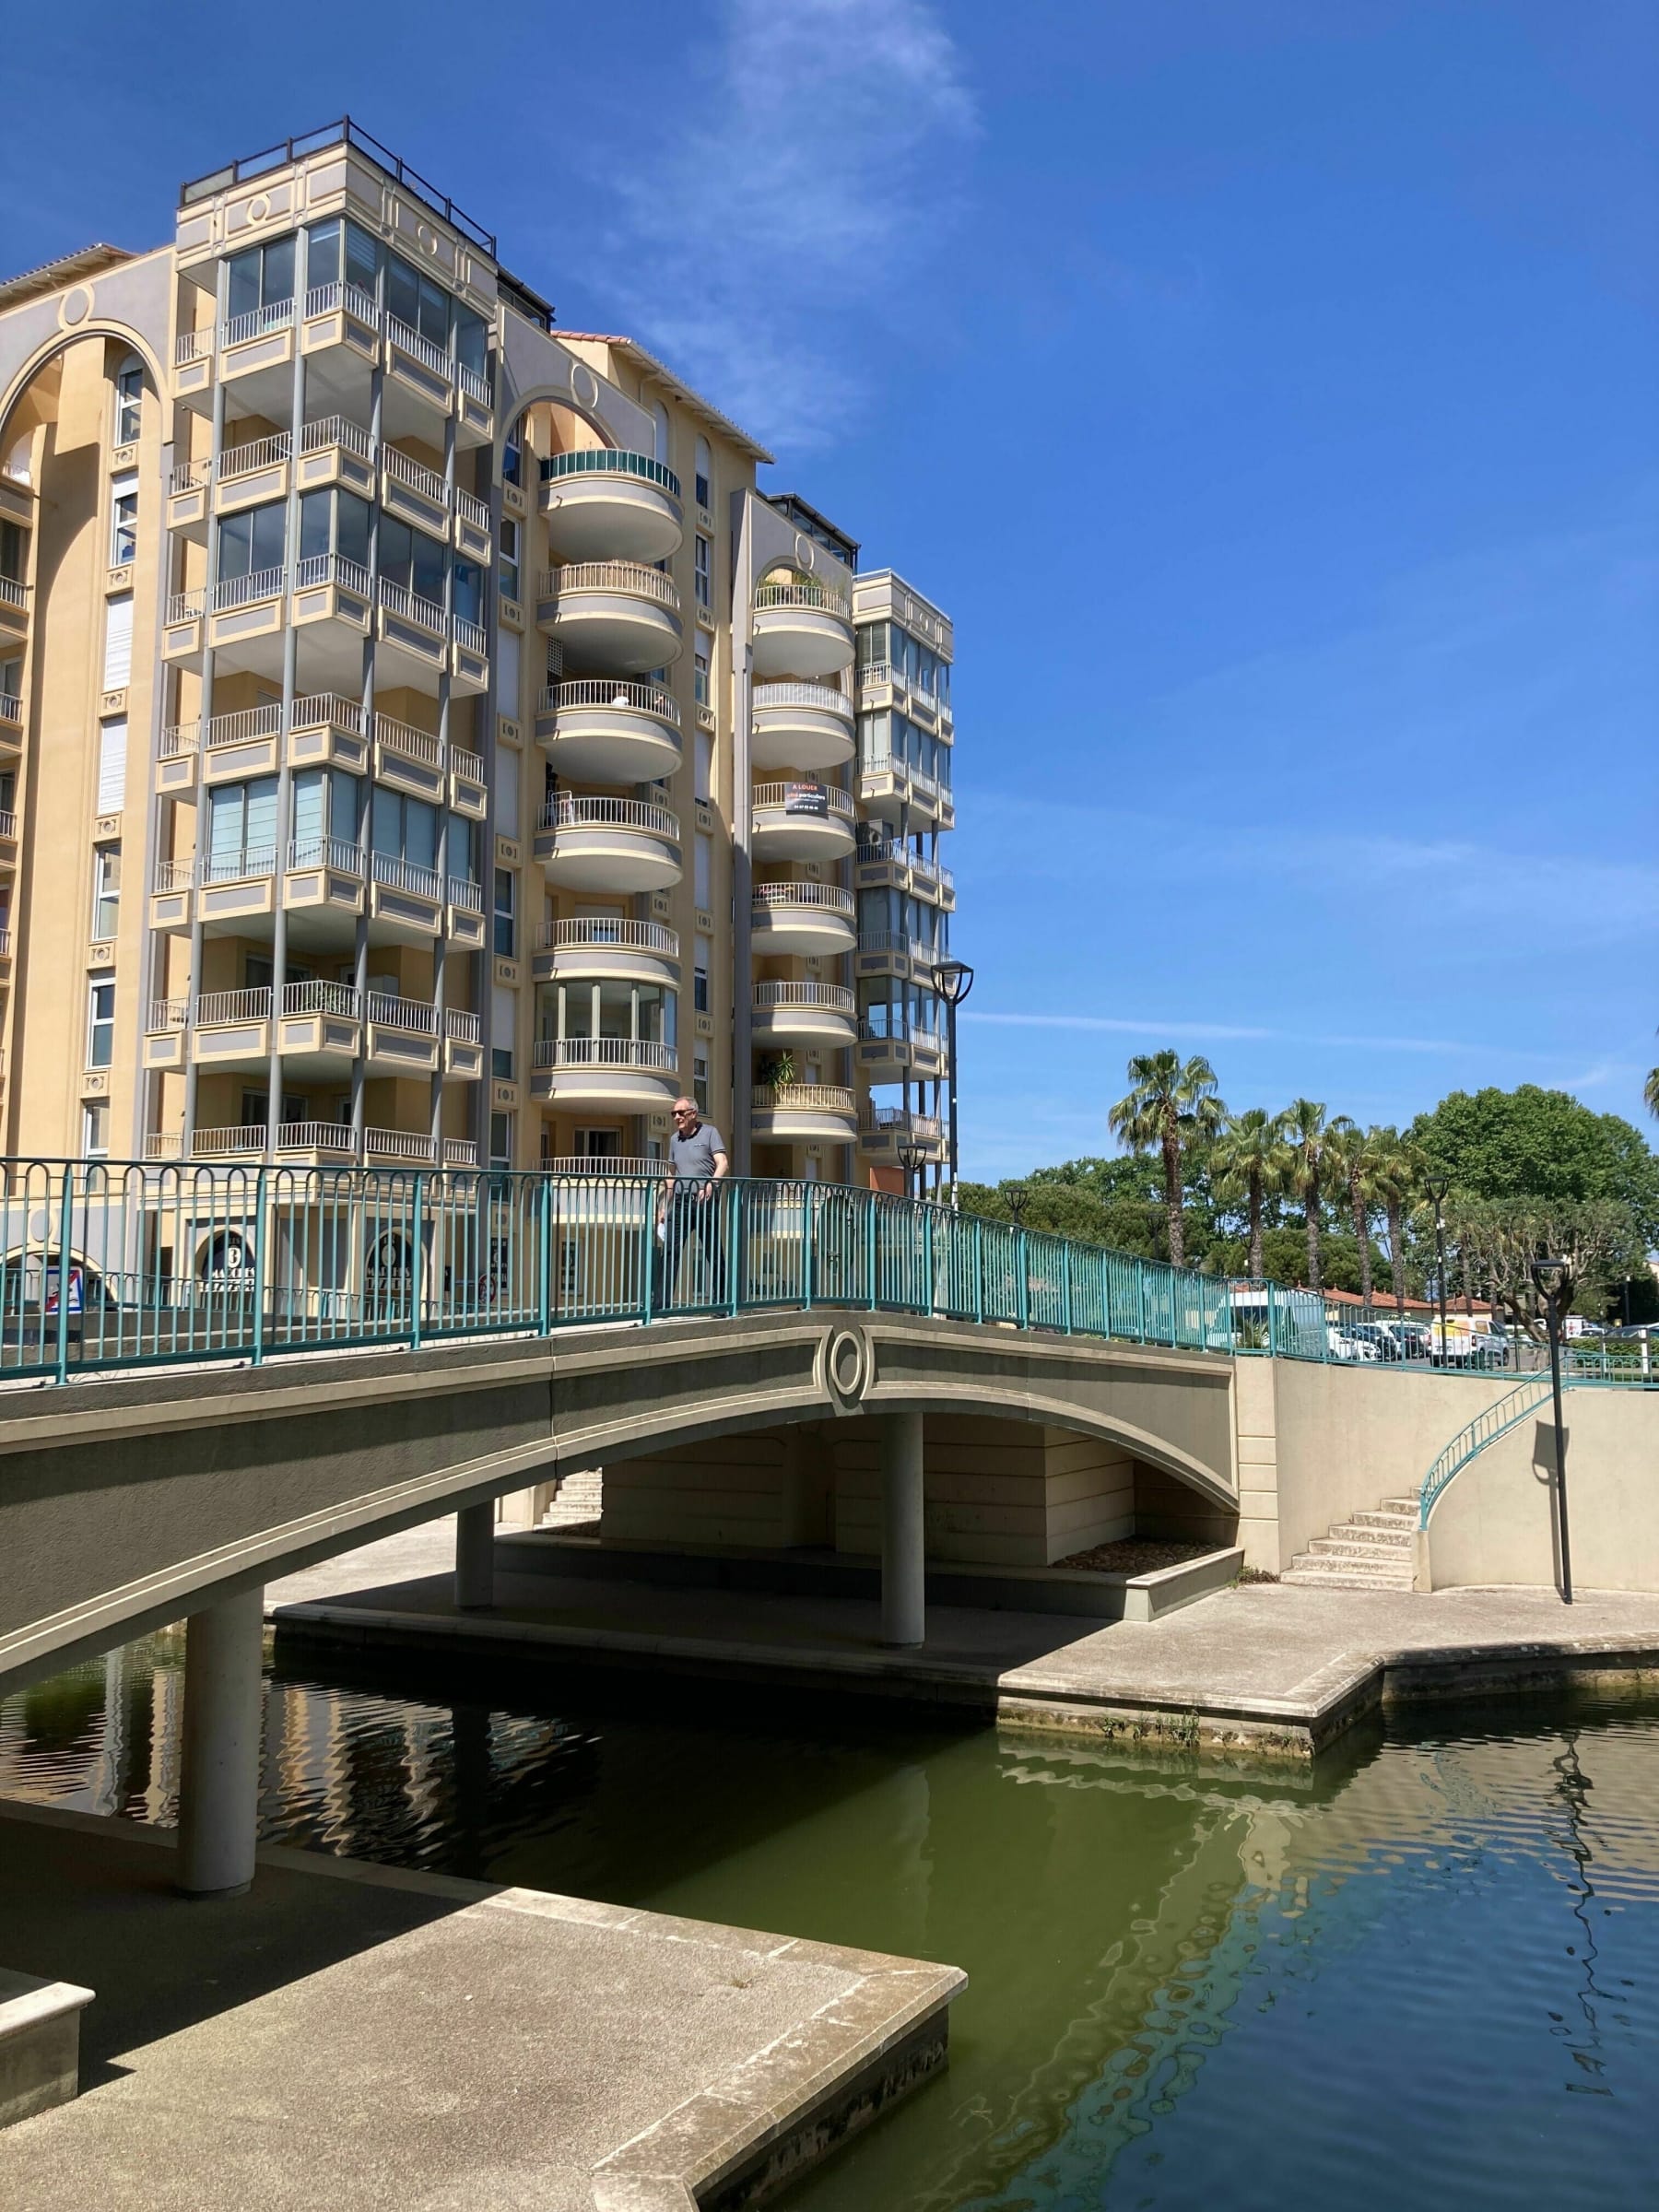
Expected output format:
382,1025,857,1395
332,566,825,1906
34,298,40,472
655,1097,730,1310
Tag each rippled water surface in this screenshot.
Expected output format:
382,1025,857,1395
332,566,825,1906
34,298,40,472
6,1638,1659,2210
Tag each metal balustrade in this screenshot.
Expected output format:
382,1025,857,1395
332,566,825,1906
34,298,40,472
753,580,851,618
370,851,443,901
219,430,293,481
752,782,856,818
447,877,484,912
753,981,856,1012
299,413,374,461
538,561,682,610
752,880,855,914
539,449,680,500
534,1037,677,1072
195,988,275,1026
367,994,439,1036
752,681,853,720
542,678,682,726
210,565,288,614
385,314,452,379
206,704,282,749
538,795,680,840
375,715,441,768
221,299,296,348
537,918,680,957
293,552,371,595
383,444,449,506
378,576,446,634
755,1084,856,1114
0,810,17,841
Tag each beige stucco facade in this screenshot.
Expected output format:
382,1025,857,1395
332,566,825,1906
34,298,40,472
0,122,957,1189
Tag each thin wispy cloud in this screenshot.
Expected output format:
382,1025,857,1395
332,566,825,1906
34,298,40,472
577,0,976,450
963,1011,1512,1056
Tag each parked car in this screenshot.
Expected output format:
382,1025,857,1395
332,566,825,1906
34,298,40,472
1328,1325,1381,1362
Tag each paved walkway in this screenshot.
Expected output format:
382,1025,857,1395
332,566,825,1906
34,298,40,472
0,1802,960,2211
269,1528,1659,1759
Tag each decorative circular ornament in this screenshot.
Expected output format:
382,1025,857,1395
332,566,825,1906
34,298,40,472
246,194,271,226
417,221,439,257
59,286,92,330
571,361,600,416
794,533,817,572
819,1324,874,1411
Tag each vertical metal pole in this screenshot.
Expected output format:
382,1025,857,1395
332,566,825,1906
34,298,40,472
1549,1292,1572,1605
638,1176,654,1328
923,1201,935,1321
946,999,959,1208
866,1187,878,1310
801,1182,816,1311
726,1177,741,1317
1017,1228,1029,1330
973,1216,984,1325
410,1172,426,1351
538,1173,554,1334
1062,1242,1073,1335
54,1169,73,1386
251,1165,267,1366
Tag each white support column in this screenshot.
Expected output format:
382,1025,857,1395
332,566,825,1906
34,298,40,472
177,1588,265,1897
455,1499,496,1608
880,1409,925,1647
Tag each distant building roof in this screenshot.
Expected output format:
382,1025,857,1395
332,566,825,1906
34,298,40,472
0,243,135,312
556,334,773,465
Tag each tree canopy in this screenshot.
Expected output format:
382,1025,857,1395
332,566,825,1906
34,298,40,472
1407,1086,1659,1249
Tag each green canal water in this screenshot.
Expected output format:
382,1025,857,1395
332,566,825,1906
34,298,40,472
5,1637,1659,2209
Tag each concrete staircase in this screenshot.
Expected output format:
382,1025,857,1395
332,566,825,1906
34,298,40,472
540,1468,603,1531
1281,1496,1417,1590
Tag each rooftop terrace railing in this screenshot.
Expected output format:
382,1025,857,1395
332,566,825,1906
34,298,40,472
179,116,497,255
0,1162,1652,1391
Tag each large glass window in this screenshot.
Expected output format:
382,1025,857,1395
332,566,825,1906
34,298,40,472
454,306,488,380
694,437,712,511
694,935,711,1014
82,1100,111,1160
493,867,516,957
499,517,520,602
453,559,483,627
371,786,439,872
694,534,711,609
384,253,451,349
502,424,524,488
448,814,477,884
226,235,296,323
208,777,279,870
547,980,677,1047
290,768,360,856
298,488,371,571
218,500,287,582
306,217,378,300
379,514,446,606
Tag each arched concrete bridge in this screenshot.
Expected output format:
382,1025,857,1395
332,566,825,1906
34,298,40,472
0,1307,1236,1700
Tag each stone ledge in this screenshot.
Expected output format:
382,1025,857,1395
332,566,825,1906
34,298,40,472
0,1968,95,2130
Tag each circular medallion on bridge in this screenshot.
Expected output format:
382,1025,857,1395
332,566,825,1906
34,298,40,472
819,1324,874,1411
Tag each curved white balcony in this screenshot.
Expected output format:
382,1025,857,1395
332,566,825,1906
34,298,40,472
750,580,853,681
751,780,856,864
534,795,682,893
750,681,855,772
536,561,683,674
540,450,684,563
535,678,682,783
749,879,856,957
533,917,680,988
750,981,856,1050
750,1082,857,1146
531,1035,679,1112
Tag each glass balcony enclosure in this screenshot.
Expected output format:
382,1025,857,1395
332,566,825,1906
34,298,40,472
538,980,677,1048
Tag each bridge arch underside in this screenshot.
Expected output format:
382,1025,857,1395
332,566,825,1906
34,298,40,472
0,1312,1238,1694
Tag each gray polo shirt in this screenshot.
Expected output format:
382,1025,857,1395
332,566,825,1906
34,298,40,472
668,1120,726,1182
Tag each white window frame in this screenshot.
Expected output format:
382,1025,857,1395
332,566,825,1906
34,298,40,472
90,841,121,940
87,972,116,1070
109,470,138,568
81,1100,111,1160
694,533,711,609
114,359,143,447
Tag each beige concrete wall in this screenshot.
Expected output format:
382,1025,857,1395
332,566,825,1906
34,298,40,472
1261,1361,1526,1571
1424,1390,1659,1594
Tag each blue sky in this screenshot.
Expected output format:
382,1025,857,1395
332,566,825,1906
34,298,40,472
6,1,1655,1179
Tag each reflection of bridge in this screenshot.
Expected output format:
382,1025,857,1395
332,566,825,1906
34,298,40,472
3,1159,1653,1900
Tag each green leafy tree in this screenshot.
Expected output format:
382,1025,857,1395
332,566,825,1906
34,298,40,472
1407,1085,1659,1249
1283,1099,1337,1291
1366,1126,1421,1312
1210,1109,1289,1278
1446,1194,1644,1337
1107,1052,1226,1269
1324,1121,1395,1305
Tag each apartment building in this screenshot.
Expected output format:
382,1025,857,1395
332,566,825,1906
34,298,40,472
0,119,958,1199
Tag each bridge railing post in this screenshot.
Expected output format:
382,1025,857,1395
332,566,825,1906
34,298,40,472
1062,1242,1074,1335
726,1178,743,1318
252,1167,268,1367
866,1188,878,1312
539,1174,555,1334
53,1169,73,1387
410,1174,426,1353
636,1175,653,1329
1017,1229,1030,1331
924,1202,935,1320
802,1182,816,1312
1136,1259,1148,1343
973,1217,984,1326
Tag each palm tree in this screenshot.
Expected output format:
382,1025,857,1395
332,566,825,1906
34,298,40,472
1330,1121,1388,1305
1368,1127,1418,1313
1284,1099,1337,1291
1646,1054,1658,1121
1108,1050,1226,1269
1210,1109,1289,1279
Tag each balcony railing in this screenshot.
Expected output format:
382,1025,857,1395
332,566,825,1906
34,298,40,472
385,314,452,379
221,298,296,349
862,1106,943,1140
452,612,488,656
751,881,855,916
540,449,681,500
196,987,275,1025
447,877,484,913
219,430,292,481
538,795,680,841
368,993,439,1035
455,362,493,410
383,443,449,506
752,781,856,819
541,677,682,726
753,580,850,618
444,1006,481,1042
292,692,367,735
755,1083,856,1114
293,552,371,596
152,981,366,1031
454,487,491,533
0,694,23,725
538,560,681,610
210,564,288,613
288,835,363,874
168,457,213,495
0,810,17,841
540,1155,669,1177
175,328,213,367
858,930,936,964
536,918,680,958
206,704,282,750
166,588,206,624
299,413,374,462
371,852,443,901
753,982,856,1013
535,1037,677,1073
858,1017,945,1048
282,980,361,1018
752,680,853,721
376,714,441,769
379,575,446,635
302,279,381,327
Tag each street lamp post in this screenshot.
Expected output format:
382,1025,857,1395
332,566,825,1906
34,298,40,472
932,959,974,1210
1531,1256,1573,1606
1425,1173,1450,1363
897,1137,926,1205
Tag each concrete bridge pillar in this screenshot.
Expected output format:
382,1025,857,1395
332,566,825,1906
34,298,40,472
455,1500,496,1608
177,1587,265,1898
881,1411,926,1648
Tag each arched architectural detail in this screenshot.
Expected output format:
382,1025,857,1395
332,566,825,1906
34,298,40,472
0,322,167,452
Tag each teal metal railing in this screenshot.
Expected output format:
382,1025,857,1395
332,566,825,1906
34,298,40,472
2,1160,1653,1395
0,1163,1235,1383
539,449,682,500
1417,1379,1556,1529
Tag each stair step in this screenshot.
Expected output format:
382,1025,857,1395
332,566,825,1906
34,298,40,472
1310,1535,1412,1560
1350,1508,1417,1531
1319,1524,1414,1549
1300,1547,1413,1575
1283,1559,1414,1589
